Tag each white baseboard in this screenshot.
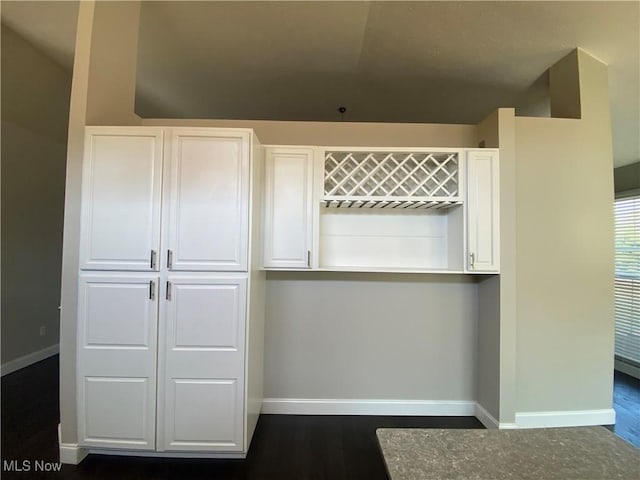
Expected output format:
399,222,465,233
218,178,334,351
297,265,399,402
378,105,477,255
515,409,616,428
474,403,518,429
59,444,89,465
1,344,59,376
88,449,246,459
261,398,476,416
58,424,88,465
475,403,499,429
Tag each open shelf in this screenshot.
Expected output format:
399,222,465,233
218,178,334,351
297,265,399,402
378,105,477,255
318,149,465,272
318,206,464,272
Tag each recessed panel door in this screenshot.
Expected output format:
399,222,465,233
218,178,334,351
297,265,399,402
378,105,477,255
160,276,247,451
466,150,500,272
165,130,250,271
80,128,163,271
263,147,314,268
77,274,159,449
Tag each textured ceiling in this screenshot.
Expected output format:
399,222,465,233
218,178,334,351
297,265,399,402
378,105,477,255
2,1,639,166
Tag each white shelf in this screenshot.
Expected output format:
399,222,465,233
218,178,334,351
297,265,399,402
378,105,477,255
314,266,466,274
318,206,464,272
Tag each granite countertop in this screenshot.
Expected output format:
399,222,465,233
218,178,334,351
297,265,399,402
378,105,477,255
377,426,640,480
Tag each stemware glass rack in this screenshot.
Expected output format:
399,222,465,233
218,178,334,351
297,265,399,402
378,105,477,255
322,150,462,209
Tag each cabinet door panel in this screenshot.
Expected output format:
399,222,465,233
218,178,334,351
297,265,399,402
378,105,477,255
80,128,163,271
166,130,250,271
84,377,151,444
466,151,499,272
170,379,240,447
263,147,314,268
77,274,159,449
161,276,246,451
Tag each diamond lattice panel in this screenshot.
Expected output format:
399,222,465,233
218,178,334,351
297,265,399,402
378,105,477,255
324,151,459,208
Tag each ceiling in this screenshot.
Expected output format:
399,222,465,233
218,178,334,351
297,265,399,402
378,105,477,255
2,1,638,167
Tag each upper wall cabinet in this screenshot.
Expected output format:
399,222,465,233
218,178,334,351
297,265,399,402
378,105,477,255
262,146,500,274
80,127,164,271
263,147,314,269
80,128,251,272
466,150,500,273
165,129,250,271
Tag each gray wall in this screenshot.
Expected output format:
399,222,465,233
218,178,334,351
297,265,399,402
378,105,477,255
614,161,640,193
475,275,501,419
1,25,72,364
264,272,478,401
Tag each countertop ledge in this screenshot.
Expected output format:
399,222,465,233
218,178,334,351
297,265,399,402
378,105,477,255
377,427,640,480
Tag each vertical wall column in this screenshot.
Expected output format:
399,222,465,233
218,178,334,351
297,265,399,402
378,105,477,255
59,0,95,451
474,107,517,428
497,108,517,426
59,0,142,454
514,49,615,423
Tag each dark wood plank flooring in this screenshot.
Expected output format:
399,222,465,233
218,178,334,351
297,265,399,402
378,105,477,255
2,355,638,479
610,370,640,448
1,355,482,479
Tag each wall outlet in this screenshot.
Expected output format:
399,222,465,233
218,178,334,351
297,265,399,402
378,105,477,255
39,326,46,336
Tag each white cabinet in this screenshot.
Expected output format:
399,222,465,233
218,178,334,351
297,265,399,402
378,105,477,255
77,127,264,458
160,276,246,451
77,273,159,450
79,127,164,271
165,130,250,272
263,147,314,269
317,148,465,272
261,146,500,274
466,150,500,273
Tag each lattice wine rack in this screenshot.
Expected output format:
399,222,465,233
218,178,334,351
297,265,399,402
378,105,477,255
323,150,461,209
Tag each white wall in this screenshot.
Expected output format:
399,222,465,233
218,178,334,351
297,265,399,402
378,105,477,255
1,25,72,366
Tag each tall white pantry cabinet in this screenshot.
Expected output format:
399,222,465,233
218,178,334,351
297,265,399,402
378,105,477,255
76,127,265,455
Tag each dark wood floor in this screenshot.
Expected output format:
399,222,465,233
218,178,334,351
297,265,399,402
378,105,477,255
1,355,482,479
2,355,638,479
610,370,640,448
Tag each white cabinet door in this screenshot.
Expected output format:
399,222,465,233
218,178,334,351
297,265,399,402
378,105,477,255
77,274,159,449
165,129,250,272
160,275,247,452
466,150,500,273
80,127,164,271
263,147,314,268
